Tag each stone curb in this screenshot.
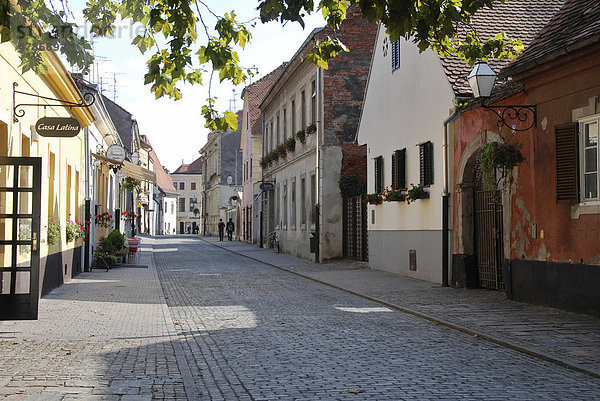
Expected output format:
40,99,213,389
200,237,600,380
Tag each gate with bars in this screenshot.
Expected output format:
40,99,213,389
342,196,368,261
473,189,505,290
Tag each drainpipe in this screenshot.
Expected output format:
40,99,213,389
442,111,459,287
315,66,322,263
83,126,91,271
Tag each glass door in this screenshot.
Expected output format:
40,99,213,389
0,157,41,320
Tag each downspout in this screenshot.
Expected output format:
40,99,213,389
83,126,91,271
315,66,322,263
442,110,459,287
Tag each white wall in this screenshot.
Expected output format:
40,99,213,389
357,27,455,282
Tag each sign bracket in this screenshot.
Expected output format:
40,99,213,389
12,82,95,122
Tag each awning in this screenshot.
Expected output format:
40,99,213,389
122,160,156,184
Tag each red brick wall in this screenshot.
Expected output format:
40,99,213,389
319,5,377,144
340,143,367,181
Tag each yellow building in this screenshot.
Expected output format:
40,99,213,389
1,39,93,319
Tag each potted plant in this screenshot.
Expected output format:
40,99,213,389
405,183,429,204
285,137,296,152
478,141,525,190
65,217,85,243
305,123,316,135
383,186,406,202
46,218,61,246
276,143,287,159
93,229,126,269
296,129,306,144
365,192,383,205
94,212,112,228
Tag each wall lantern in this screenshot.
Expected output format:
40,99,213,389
467,61,537,132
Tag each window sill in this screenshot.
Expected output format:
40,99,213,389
571,201,600,219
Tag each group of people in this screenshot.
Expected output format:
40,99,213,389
218,218,235,241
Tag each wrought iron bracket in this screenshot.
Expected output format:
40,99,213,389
12,82,95,122
483,104,537,132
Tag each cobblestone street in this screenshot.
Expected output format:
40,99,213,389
1,236,600,400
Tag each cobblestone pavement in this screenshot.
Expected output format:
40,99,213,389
1,235,600,400
206,237,600,379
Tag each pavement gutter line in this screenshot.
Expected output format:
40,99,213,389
201,237,600,380
145,238,202,401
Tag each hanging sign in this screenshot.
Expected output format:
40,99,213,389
106,145,127,162
35,117,81,137
260,182,274,191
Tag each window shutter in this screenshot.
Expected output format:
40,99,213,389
391,152,396,188
555,122,579,203
398,149,406,189
392,149,406,189
374,156,383,193
420,142,433,187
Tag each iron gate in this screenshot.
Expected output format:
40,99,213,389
343,196,368,261
474,189,504,290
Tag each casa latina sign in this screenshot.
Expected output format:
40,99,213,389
35,117,81,137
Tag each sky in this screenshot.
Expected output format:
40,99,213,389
67,0,325,172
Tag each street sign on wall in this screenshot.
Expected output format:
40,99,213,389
35,117,81,137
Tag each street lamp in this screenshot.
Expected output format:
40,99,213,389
467,61,537,132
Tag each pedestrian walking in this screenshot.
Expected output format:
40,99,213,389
218,219,225,241
226,218,235,241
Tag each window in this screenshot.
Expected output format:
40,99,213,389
250,157,252,178
270,121,274,150
374,156,384,193
276,184,280,228
165,201,167,210
291,99,296,133
311,81,316,124
173,181,177,188
283,182,288,229
391,40,400,71
301,90,306,128
291,179,296,229
178,198,186,212
419,141,434,187
191,182,196,190
179,182,184,190
310,174,316,226
391,149,406,189
582,119,598,199
283,107,287,140
276,114,280,146
171,202,174,214
189,197,198,212
301,176,306,227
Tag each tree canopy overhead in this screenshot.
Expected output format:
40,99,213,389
1,0,521,131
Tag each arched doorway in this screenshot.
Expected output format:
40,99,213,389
456,131,506,290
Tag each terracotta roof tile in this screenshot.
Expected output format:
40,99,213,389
440,0,565,95
173,156,203,174
501,0,600,76
147,142,178,195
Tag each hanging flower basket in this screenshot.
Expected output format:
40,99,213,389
47,218,61,245
478,141,525,190
94,212,112,228
122,177,141,192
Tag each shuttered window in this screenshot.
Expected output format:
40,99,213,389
555,122,579,203
419,141,433,187
391,149,406,189
391,40,400,71
374,156,384,193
